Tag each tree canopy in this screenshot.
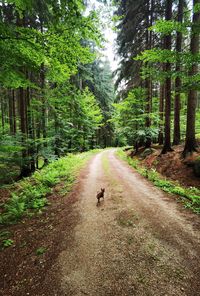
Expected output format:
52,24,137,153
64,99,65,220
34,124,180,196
0,0,200,183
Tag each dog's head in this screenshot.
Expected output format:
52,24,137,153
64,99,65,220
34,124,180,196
101,188,105,193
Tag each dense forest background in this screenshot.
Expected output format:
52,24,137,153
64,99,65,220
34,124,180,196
0,0,115,183
114,0,200,156
0,0,200,184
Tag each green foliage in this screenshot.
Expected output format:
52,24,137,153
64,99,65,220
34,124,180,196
79,59,115,147
34,171,60,187
194,3,200,13
134,1,200,91
112,87,159,146
0,230,11,239
2,239,14,248
0,134,23,184
0,0,108,182
36,246,46,255
117,149,200,214
114,0,164,88
0,149,100,225
150,20,188,35
0,231,13,249
0,0,101,88
136,49,200,73
4,194,25,220
114,0,200,156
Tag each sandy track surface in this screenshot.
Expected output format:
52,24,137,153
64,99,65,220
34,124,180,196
46,149,200,296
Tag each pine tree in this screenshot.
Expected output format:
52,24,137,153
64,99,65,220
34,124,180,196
173,0,184,145
161,0,173,154
183,0,200,156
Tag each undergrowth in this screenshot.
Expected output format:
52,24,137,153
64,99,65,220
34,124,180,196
0,150,100,225
116,149,200,214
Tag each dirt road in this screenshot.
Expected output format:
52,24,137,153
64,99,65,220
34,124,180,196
45,149,200,296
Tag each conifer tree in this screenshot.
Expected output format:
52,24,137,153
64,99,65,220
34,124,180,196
173,0,184,145
183,0,200,156
161,0,173,154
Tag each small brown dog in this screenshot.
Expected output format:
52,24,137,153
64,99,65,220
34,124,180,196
96,188,105,203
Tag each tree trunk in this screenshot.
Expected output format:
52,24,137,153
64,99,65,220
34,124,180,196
161,0,173,154
38,13,48,165
19,87,31,177
16,14,31,177
54,114,60,157
145,79,152,148
12,90,16,134
183,0,200,156
27,82,36,173
158,84,164,145
1,96,5,134
8,89,14,134
36,117,41,169
145,0,153,149
40,63,48,165
173,0,184,145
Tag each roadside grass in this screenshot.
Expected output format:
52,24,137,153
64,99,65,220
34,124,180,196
102,152,124,195
102,153,110,175
116,149,200,214
0,150,100,226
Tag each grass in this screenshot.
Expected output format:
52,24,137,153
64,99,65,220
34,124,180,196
36,246,47,256
116,149,200,214
102,153,110,175
0,149,101,225
0,230,13,249
2,238,14,248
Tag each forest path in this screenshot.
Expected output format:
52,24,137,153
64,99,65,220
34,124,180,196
49,149,200,296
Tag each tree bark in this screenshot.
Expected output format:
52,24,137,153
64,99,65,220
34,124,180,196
183,0,200,156
54,113,60,157
12,90,16,134
158,84,164,145
1,96,5,134
161,0,173,154
39,13,48,165
26,82,36,173
173,0,184,145
19,87,31,177
8,89,14,134
145,0,153,149
40,63,48,165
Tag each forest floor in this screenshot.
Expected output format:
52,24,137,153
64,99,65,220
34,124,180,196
140,144,200,189
0,149,200,296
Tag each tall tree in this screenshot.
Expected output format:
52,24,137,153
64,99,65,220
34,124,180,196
158,83,164,145
173,0,184,145
145,0,154,148
183,0,200,156
0,0,107,182
161,0,173,154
